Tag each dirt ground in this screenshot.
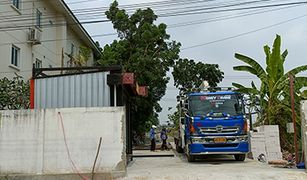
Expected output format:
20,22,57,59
120,150,307,180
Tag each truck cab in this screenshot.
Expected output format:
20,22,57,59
175,88,249,162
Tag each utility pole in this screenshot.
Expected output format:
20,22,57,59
289,74,299,164
249,107,253,131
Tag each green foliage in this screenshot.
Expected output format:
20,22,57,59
169,59,224,131
302,90,307,99
66,46,91,69
172,58,224,91
233,35,307,152
99,1,181,134
0,76,30,110
74,46,91,67
167,105,181,129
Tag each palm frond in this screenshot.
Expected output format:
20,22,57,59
295,77,307,90
251,81,257,89
273,65,307,94
234,53,267,83
233,66,257,75
232,82,260,94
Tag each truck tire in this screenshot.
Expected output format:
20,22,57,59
234,154,246,161
175,139,184,153
187,154,195,162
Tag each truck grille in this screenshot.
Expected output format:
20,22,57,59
203,143,239,148
199,126,239,135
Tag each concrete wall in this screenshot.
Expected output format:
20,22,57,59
0,107,126,176
301,101,307,172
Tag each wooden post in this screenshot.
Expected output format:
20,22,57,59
289,74,299,164
61,48,64,74
91,137,102,180
30,79,35,109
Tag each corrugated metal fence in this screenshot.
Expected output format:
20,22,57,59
35,72,110,109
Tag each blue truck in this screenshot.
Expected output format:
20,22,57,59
174,87,249,162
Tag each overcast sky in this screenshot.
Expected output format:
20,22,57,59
65,0,307,124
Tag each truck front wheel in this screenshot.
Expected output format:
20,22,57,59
187,154,195,162
234,154,246,161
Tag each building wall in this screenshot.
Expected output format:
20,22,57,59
301,101,307,172
66,27,94,67
0,107,126,175
0,0,96,80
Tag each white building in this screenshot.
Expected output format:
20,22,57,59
0,0,101,80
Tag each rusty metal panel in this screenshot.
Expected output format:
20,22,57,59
34,72,110,109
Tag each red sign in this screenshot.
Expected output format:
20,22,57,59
122,73,134,85
138,86,148,97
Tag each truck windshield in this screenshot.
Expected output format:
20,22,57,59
189,94,244,117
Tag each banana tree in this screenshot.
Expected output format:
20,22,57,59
232,35,307,126
302,90,307,99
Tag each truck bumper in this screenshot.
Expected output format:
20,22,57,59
189,142,249,155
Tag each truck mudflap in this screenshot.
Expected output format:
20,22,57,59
188,141,249,155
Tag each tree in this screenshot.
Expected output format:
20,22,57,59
99,1,181,134
0,76,30,110
232,34,307,151
66,46,91,68
169,59,224,129
172,58,224,91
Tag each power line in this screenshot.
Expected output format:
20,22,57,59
181,12,307,50
0,0,306,48
168,5,300,28
0,0,100,6
158,1,307,17
0,0,226,17
0,32,118,46
0,4,303,47
0,0,295,21
0,0,299,27
0,1,304,33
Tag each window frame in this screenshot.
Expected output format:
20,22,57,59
12,0,20,9
35,58,42,68
11,45,20,68
70,43,75,56
36,9,42,28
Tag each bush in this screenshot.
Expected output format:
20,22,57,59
0,76,30,110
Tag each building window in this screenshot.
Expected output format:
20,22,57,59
35,59,42,68
11,45,20,67
12,0,20,9
70,43,74,56
36,9,42,28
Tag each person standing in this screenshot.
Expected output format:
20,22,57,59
160,128,168,150
150,125,157,151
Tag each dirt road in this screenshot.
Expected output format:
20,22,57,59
122,150,307,180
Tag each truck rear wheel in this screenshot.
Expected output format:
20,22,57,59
174,137,184,153
176,145,184,153
187,154,195,162
234,154,246,161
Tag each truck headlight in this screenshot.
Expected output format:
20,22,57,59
236,136,248,142
191,137,205,144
